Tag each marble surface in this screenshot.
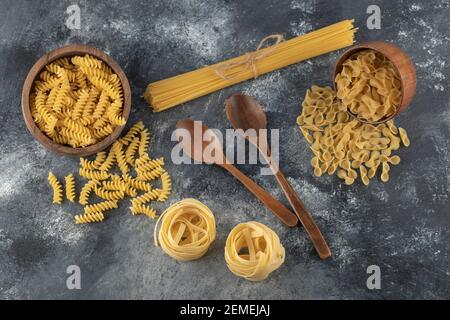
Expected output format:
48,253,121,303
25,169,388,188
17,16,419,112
0,0,449,299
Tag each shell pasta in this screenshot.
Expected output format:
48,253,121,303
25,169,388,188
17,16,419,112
335,50,402,122
297,85,410,185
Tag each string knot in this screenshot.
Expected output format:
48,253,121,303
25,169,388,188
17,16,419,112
215,34,284,80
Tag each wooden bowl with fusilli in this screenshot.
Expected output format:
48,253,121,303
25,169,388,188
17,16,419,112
21,44,131,156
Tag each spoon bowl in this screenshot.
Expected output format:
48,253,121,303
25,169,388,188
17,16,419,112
225,94,268,132
176,119,225,165
175,118,298,227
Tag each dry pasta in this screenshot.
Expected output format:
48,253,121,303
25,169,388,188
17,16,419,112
335,50,401,122
224,221,285,282
94,187,125,201
65,173,76,202
30,55,125,148
297,85,410,185
125,137,140,165
158,172,172,202
48,172,63,204
75,212,105,224
130,203,157,218
154,198,216,261
84,200,118,214
79,180,98,205
46,122,172,224
144,20,356,112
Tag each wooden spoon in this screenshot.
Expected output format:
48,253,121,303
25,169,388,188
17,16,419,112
225,93,331,259
176,119,298,227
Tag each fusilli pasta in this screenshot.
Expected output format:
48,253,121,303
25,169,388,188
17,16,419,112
46,122,172,224
65,173,76,202
30,54,125,148
48,172,63,204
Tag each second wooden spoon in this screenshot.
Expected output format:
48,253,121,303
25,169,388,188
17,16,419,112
175,119,298,227
225,93,331,259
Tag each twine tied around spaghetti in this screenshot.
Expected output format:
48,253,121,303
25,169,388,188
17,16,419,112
214,34,285,80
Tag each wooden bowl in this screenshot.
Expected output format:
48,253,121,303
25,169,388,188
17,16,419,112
333,41,416,124
21,44,131,156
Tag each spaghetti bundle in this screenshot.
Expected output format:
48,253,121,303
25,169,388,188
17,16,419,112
154,198,216,261
145,20,356,112
224,221,285,281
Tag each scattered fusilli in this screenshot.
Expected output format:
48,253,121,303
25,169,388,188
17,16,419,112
46,122,172,224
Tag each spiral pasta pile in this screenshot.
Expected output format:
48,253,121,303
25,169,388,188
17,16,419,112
30,55,125,148
46,122,173,224
224,221,285,281
297,85,410,185
154,199,216,261
335,50,402,122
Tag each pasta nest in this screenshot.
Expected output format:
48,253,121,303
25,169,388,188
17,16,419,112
154,198,216,261
224,221,285,282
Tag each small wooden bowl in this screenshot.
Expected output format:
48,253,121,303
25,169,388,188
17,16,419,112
21,44,131,156
333,41,416,124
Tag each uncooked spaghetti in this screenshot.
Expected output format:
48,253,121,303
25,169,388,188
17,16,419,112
144,20,357,112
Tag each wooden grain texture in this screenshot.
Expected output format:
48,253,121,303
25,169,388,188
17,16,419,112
21,44,132,156
175,119,299,227
333,41,417,124
225,93,331,259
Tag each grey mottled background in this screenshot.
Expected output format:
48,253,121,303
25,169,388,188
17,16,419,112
0,0,449,299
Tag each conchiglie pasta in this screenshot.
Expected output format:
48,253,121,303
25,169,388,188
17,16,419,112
335,50,402,122
297,85,409,185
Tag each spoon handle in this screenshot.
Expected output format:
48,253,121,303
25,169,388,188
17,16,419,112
219,163,298,227
272,168,331,259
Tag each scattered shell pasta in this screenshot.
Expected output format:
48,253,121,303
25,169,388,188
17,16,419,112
297,85,409,185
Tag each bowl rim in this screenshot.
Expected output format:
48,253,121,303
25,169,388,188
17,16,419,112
332,41,414,125
21,44,131,156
